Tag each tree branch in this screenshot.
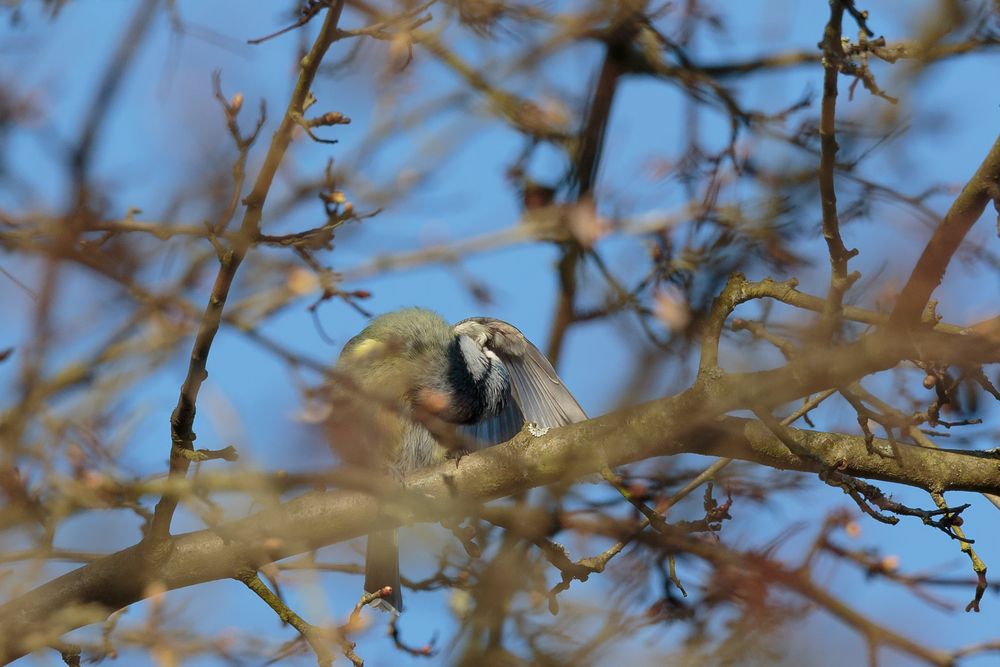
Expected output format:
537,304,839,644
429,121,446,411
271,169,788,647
146,1,348,542
4,324,1000,661
817,0,860,333
890,133,1000,326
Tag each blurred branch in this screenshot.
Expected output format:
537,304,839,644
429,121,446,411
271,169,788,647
5,319,1000,659
339,206,685,282
547,5,644,365
574,500,951,665
70,0,160,200
4,2,1000,664
680,538,951,666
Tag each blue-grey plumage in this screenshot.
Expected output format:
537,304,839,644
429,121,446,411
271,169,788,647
452,317,588,442
332,308,587,613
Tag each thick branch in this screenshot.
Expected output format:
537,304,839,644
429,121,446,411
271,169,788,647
4,327,1000,661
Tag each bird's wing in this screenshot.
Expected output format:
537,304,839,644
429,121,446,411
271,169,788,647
458,397,524,448
454,317,587,440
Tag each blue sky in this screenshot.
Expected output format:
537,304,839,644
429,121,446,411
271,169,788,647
2,1,1000,665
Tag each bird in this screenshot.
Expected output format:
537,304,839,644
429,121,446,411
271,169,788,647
328,308,587,613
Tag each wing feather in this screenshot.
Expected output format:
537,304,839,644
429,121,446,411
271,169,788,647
504,339,587,427
458,398,524,448
453,318,587,437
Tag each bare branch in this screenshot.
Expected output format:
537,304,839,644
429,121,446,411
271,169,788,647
146,1,349,542
890,134,1000,326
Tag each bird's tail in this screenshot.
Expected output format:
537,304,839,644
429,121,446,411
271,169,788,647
365,529,402,613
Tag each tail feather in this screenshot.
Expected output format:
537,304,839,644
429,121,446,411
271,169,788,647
365,529,402,613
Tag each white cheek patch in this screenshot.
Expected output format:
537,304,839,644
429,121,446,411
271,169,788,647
457,334,510,411
458,335,490,380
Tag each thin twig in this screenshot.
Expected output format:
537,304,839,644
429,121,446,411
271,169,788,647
818,0,860,336
146,1,348,542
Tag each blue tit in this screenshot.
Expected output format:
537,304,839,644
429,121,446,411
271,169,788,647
331,308,586,613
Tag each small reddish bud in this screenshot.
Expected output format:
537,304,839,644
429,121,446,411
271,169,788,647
316,111,350,126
